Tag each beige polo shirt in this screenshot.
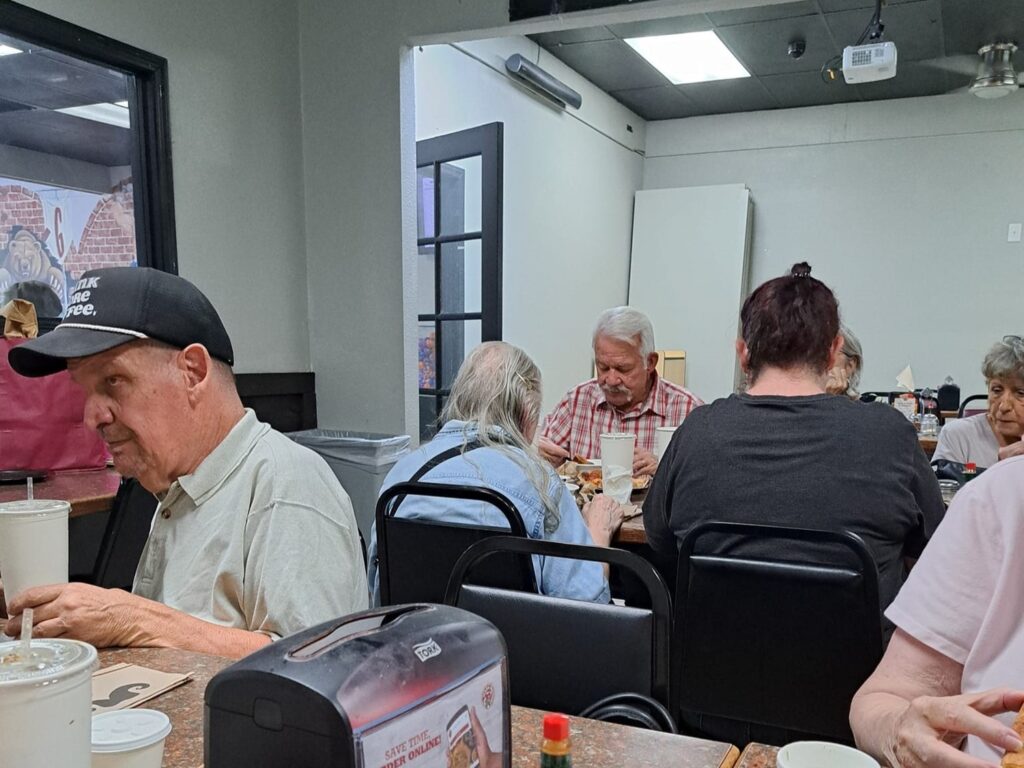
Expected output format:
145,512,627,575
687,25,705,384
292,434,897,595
133,409,368,639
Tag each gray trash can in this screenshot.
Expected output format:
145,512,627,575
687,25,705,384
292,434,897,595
288,430,410,542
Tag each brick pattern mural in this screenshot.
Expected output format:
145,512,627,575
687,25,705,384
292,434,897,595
0,178,136,310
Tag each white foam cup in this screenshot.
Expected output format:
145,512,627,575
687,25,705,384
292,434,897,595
776,741,880,768
600,432,635,503
92,709,172,768
654,426,678,460
0,499,69,602
0,638,98,768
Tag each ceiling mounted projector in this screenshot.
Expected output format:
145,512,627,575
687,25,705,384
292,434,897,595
842,41,898,83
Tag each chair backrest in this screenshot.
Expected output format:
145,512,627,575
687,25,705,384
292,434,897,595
958,393,988,418
375,481,536,606
673,521,883,746
595,349,686,387
91,478,159,590
445,536,672,717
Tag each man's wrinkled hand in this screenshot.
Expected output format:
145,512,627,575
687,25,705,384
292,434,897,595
884,688,1024,768
4,582,143,649
633,448,658,477
537,436,570,467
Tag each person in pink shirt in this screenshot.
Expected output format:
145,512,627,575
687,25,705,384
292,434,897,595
537,306,702,476
850,456,1024,766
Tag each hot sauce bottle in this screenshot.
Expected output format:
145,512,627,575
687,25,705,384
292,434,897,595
540,713,572,768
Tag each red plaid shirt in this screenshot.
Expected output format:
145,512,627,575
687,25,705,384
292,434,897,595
541,373,703,458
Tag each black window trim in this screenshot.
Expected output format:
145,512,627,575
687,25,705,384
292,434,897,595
0,2,178,274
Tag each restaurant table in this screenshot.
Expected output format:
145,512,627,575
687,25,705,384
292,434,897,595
0,467,120,517
733,743,779,768
96,647,742,768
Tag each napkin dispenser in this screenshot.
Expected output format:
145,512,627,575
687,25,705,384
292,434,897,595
205,604,510,768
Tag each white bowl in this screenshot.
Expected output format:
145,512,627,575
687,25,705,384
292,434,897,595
563,482,579,494
776,741,879,768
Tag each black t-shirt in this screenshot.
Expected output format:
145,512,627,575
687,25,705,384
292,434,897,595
643,393,946,615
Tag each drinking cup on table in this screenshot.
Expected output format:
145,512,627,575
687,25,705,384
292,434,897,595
776,741,879,768
654,426,678,460
0,638,98,768
600,432,635,503
0,499,69,604
92,709,172,768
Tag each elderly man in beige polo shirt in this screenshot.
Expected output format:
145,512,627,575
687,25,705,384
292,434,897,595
3,267,367,658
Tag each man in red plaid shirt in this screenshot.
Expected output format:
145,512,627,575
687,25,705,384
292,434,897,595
538,307,703,476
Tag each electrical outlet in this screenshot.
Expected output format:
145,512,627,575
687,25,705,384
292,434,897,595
1010,223,1022,243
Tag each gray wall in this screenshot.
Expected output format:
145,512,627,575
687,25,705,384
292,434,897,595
19,0,311,375
644,93,1024,396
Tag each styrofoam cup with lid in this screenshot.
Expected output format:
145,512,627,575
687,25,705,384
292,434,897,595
0,638,98,768
92,709,172,768
0,499,69,602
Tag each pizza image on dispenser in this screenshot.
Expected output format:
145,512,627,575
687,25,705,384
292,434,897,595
446,705,480,768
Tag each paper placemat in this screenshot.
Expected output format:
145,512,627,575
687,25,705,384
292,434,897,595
91,662,192,713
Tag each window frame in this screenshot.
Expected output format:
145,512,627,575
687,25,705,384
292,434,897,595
0,2,178,274
415,122,503,437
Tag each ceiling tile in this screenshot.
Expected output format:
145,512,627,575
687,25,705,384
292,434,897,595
854,60,951,100
940,0,1024,56
825,0,943,62
0,110,130,166
708,1,818,27
818,0,918,11
0,52,127,110
610,85,701,120
607,14,712,40
543,39,667,91
677,76,779,114
529,26,615,47
760,70,862,108
715,14,841,76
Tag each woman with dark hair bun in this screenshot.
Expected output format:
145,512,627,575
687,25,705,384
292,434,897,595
644,263,944,633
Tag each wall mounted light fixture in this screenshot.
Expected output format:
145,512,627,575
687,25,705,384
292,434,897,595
505,54,583,109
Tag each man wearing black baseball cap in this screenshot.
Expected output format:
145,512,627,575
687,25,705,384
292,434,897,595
4,268,368,657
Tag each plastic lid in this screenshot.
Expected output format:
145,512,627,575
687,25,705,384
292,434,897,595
0,499,69,519
0,639,97,687
543,713,570,741
92,710,172,753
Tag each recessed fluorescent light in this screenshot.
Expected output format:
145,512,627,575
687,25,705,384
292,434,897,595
55,102,130,129
0,44,22,56
625,31,749,85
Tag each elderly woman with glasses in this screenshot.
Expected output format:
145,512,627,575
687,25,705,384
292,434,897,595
825,325,863,400
932,336,1024,468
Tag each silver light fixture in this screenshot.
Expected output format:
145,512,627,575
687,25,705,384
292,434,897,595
505,54,583,109
971,42,1018,99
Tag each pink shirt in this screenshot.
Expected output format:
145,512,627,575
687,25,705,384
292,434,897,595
886,455,1024,761
540,373,702,459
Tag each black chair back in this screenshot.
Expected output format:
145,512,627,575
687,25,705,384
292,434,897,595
673,522,883,746
444,536,672,719
375,482,536,606
91,478,158,590
958,394,988,418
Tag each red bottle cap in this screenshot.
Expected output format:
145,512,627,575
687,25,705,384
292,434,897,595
543,713,570,741
966,462,977,471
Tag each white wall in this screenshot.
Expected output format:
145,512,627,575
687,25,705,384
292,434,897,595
644,93,1024,397
299,0,769,436
19,0,310,374
415,38,646,414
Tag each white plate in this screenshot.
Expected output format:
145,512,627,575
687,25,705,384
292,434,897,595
777,742,879,768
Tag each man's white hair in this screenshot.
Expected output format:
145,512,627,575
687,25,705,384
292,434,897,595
592,306,655,359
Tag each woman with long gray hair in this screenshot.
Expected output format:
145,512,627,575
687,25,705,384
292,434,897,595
367,341,624,605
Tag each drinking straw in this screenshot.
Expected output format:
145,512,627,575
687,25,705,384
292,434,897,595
26,477,33,501
19,608,33,658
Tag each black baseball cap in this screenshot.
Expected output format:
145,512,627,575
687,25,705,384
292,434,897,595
8,267,234,377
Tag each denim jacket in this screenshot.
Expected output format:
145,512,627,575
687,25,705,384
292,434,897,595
367,420,609,605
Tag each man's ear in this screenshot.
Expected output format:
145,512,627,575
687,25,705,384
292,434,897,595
646,351,659,372
178,344,213,403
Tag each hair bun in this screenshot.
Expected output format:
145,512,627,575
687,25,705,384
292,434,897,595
790,262,812,278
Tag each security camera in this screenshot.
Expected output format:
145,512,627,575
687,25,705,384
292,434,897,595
788,40,806,59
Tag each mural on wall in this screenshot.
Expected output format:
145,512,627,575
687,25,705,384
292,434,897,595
0,179,136,315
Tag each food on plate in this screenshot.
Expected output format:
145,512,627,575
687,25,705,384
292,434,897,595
577,470,651,492
1003,706,1024,767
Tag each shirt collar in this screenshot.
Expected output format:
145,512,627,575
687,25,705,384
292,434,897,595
165,409,268,506
595,372,666,418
